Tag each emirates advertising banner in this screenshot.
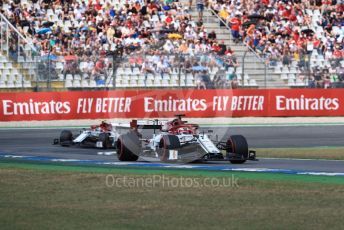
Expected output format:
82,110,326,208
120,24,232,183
0,89,342,121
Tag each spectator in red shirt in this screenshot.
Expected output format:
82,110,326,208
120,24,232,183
292,30,300,42
333,48,342,58
229,15,241,43
165,12,173,25
261,0,270,6
211,42,221,53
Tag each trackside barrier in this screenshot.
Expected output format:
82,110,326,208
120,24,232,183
0,89,343,121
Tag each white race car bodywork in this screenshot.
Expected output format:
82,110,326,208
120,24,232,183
71,127,121,148
149,133,220,153
56,117,256,163
71,121,220,156
142,132,221,161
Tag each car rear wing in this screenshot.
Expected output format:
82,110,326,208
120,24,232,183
112,119,165,130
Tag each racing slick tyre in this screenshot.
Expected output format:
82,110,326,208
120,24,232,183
158,135,180,161
117,132,140,161
59,130,73,147
227,135,248,164
99,133,111,149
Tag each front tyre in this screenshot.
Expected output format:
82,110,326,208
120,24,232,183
158,135,180,161
59,130,73,147
227,135,248,164
99,133,111,149
117,132,140,161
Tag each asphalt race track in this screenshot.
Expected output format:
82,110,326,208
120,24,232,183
1,125,344,175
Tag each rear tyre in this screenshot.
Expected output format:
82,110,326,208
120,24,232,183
227,135,248,164
117,132,140,161
59,130,73,147
99,133,111,149
158,135,180,161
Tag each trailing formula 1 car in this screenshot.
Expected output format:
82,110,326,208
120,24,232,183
54,120,161,149
55,121,119,149
54,115,256,164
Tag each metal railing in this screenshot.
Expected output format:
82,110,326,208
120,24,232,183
2,47,343,91
34,50,247,90
205,7,269,87
0,13,40,89
0,13,37,60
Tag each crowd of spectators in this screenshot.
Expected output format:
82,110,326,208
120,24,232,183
114,50,239,88
0,0,241,88
307,63,344,88
209,0,343,84
1,0,342,89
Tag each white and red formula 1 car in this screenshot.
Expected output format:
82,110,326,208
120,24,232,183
55,115,256,164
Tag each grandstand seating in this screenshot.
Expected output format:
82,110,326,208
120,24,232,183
0,0,342,90
209,0,343,88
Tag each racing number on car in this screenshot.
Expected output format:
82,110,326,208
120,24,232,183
96,141,103,148
169,150,178,160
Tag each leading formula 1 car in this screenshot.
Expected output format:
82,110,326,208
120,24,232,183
55,115,256,164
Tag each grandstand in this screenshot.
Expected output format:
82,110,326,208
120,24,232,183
0,0,342,91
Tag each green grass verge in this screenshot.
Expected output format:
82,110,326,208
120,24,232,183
257,147,344,160
1,160,344,184
0,162,344,230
